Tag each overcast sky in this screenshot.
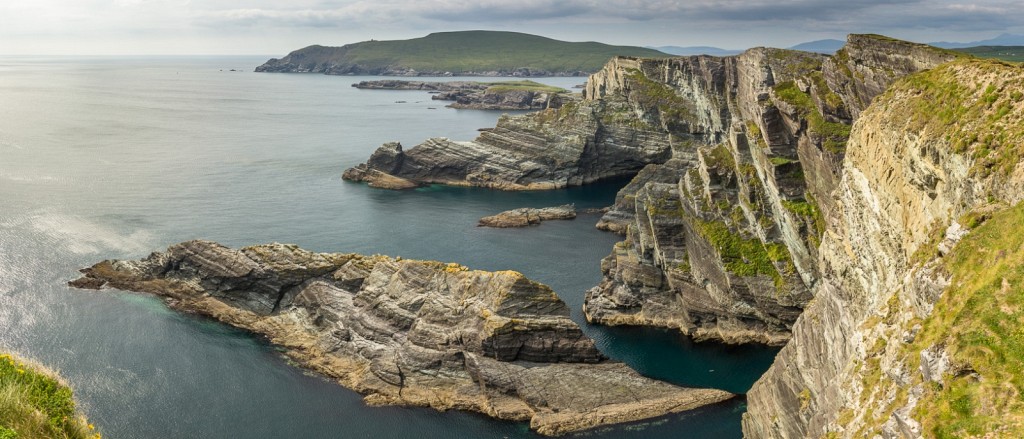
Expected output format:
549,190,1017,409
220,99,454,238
0,0,1021,55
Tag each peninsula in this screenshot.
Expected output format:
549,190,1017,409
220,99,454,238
353,79,574,110
70,240,732,436
254,30,670,77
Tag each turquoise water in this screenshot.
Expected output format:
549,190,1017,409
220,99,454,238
0,56,777,438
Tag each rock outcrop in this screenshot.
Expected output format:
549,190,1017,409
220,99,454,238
344,34,961,345
69,240,732,436
353,80,574,111
743,58,1024,438
478,205,576,228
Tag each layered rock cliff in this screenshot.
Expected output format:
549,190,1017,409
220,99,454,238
69,240,732,436
743,58,1024,438
344,35,960,345
337,35,1024,436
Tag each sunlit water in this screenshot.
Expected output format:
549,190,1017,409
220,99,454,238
0,56,778,438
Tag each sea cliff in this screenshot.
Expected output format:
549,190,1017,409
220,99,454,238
341,34,1024,436
345,34,960,346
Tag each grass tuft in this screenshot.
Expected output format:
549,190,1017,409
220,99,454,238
0,353,98,439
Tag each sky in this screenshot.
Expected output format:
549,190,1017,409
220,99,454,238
0,0,1021,55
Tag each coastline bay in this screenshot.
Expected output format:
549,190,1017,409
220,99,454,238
0,56,775,438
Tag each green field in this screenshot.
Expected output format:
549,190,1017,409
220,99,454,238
273,31,671,74
954,46,1024,62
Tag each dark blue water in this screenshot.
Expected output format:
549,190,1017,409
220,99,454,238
0,56,777,438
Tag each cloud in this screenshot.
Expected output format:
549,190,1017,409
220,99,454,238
3,0,1023,54
193,0,1017,32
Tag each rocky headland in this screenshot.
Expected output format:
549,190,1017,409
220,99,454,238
343,34,1024,436
478,204,577,228
353,80,575,111
254,31,669,77
69,240,732,436
345,34,960,346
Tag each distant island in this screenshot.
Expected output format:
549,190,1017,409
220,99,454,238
255,30,670,77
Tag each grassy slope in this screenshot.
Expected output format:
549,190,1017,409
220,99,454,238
911,202,1024,437
481,80,567,94
0,353,97,439
287,30,670,73
954,46,1024,63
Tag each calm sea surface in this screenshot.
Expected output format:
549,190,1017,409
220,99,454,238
0,56,778,438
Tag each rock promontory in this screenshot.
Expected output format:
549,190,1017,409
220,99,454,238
254,31,670,77
69,240,732,436
478,204,576,228
353,79,574,111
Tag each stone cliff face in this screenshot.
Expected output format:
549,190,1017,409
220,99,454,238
70,240,732,436
583,36,959,345
343,96,676,190
743,59,1024,438
344,35,959,346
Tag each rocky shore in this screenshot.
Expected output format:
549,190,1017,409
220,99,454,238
69,240,732,435
478,204,576,227
353,80,574,111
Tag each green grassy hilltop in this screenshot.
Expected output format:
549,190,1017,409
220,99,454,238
256,30,671,76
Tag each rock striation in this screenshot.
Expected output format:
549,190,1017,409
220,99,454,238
344,34,961,345
69,240,732,436
743,58,1024,438
353,80,574,111
478,205,576,228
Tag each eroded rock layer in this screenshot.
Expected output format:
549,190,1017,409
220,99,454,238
478,204,577,228
743,58,1024,438
69,240,732,436
344,35,961,345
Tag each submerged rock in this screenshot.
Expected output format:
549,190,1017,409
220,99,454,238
70,240,732,435
478,204,576,228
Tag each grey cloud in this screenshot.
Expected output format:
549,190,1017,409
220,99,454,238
193,0,1024,41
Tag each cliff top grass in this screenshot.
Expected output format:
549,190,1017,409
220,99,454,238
850,34,970,60
908,202,1024,437
277,31,670,74
882,57,1024,177
482,80,567,94
0,353,98,439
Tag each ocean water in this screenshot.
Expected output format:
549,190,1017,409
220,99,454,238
0,56,778,438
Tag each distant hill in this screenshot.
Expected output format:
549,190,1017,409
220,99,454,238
648,46,740,56
953,45,1024,62
931,33,1024,49
788,39,845,54
256,31,671,77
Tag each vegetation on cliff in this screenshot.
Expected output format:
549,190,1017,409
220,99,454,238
913,203,1024,437
884,58,1024,176
773,80,852,153
481,80,567,94
256,31,670,76
0,353,97,439
845,203,1024,438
